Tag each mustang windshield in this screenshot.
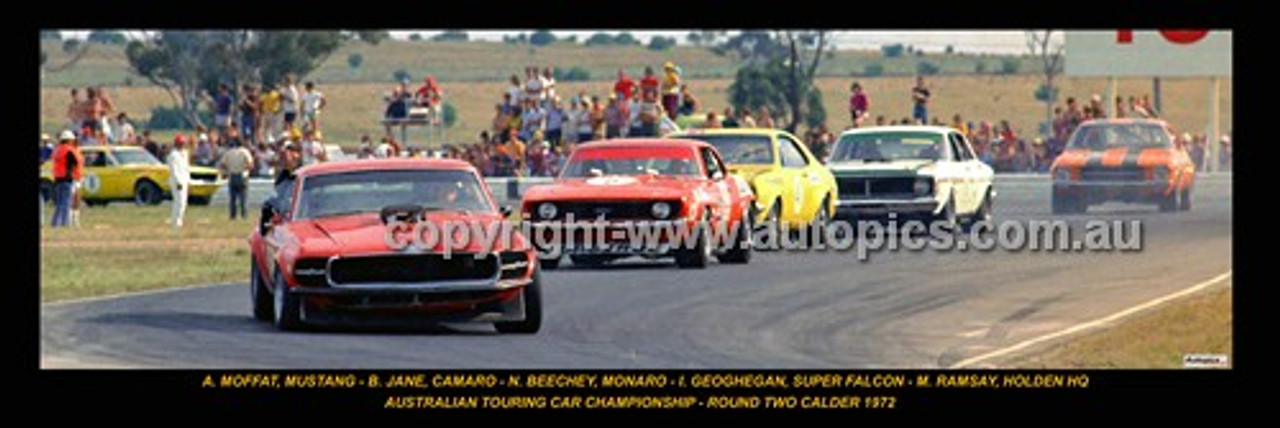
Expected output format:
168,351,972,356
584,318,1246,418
295,169,493,220
1069,123,1173,150
830,132,945,162
677,135,774,165
560,146,701,178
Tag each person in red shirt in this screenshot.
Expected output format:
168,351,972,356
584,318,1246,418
613,69,636,102
50,130,83,228
639,66,660,98
849,82,870,127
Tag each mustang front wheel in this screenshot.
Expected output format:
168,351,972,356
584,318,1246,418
494,266,543,334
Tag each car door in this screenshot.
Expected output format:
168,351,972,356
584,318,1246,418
699,147,732,227
957,132,993,211
936,133,967,213
785,133,834,218
81,149,121,200
775,134,811,226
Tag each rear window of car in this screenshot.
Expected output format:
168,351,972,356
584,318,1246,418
678,135,774,165
1069,123,1172,150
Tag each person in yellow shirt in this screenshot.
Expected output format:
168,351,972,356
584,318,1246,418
259,84,283,142
951,113,969,136
660,62,681,120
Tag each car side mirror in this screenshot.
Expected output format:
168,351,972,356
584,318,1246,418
499,205,514,218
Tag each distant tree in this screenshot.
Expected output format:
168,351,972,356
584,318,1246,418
685,31,703,46
553,66,591,82
41,30,61,40
61,39,81,53
945,44,955,55
529,30,557,47
1000,57,1021,75
712,31,784,64
613,32,639,46
124,30,377,128
647,36,677,51
863,63,884,77
974,60,988,74
694,31,727,47
393,69,412,83
915,49,926,57
410,33,424,41
88,30,127,45
430,30,469,42
916,61,940,76
728,31,832,133
1026,30,1064,139
349,30,390,45
563,35,577,43
585,32,614,47
804,87,826,130
441,103,458,128
881,43,904,58
347,53,364,71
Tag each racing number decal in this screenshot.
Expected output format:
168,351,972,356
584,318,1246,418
82,173,101,195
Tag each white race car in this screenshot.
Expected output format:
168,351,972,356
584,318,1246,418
827,126,994,230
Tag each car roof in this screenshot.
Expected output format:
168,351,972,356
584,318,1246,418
838,125,958,137
574,138,711,150
296,158,477,178
1078,118,1170,127
672,128,782,138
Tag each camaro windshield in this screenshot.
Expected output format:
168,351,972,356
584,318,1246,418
113,149,161,165
1069,123,1173,150
831,132,944,162
295,169,493,220
680,135,774,165
561,147,701,178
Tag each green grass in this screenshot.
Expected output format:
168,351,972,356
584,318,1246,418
1009,285,1232,369
40,203,253,302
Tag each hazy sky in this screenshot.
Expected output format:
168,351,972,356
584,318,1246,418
56,30,1058,55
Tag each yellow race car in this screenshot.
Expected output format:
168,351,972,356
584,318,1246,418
670,128,837,229
40,145,223,206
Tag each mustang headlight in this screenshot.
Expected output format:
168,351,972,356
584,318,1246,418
652,202,672,219
537,202,558,220
1053,168,1072,182
1151,167,1169,182
913,177,933,196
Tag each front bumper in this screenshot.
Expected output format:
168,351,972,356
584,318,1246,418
526,220,685,257
188,181,224,197
293,278,532,324
1054,180,1169,203
833,196,940,220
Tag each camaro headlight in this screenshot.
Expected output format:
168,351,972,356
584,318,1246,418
651,202,672,219
537,202,558,220
913,177,933,196
1053,168,1072,182
1151,167,1169,182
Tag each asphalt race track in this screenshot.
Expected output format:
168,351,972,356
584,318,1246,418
41,175,1232,369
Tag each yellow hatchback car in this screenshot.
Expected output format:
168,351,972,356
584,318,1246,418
670,128,837,229
40,146,223,206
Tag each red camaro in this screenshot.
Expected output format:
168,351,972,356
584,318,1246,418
248,159,541,333
521,138,755,269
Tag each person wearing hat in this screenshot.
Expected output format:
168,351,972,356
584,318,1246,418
660,62,682,121
50,130,83,228
167,134,192,228
219,133,256,221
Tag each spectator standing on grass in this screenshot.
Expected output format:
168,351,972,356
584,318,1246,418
627,93,644,136
506,74,523,109
300,129,328,166
167,134,191,228
1114,96,1127,119
605,95,626,138
1141,94,1159,118
87,87,115,143
524,67,545,107
640,67,660,99
114,112,135,145
259,84,282,142
544,98,565,149
951,114,969,136
521,99,545,142
1088,94,1106,119
637,91,663,137
212,83,234,135
239,84,260,145
911,76,931,124
50,130,82,228
281,76,300,134
849,82,870,127
576,98,595,143
255,142,275,177
526,131,550,177
721,107,738,128
661,62,682,120
542,67,557,107
301,81,326,133
614,69,637,103
874,115,886,127
219,137,255,220
66,88,84,132
756,106,775,129
590,96,607,141
383,84,411,137
677,85,700,117
738,107,757,129
194,130,215,167
702,111,723,129
490,103,509,140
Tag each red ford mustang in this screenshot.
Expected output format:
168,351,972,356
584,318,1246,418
521,138,755,269
248,159,541,332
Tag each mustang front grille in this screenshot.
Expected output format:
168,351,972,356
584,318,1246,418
328,253,499,285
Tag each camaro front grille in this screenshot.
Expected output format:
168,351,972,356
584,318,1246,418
837,177,916,198
328,253,499,285
549,201,680,221
1079,167,1145,182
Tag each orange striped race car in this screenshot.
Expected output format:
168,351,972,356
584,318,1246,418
1049,119,1195,213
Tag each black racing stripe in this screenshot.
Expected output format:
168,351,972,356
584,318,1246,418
1121,148,1143,168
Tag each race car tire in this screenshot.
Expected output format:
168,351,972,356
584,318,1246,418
965,190,994,233
134,180,162,206
494,266,543,334
675,211,711,269
272,267,304,331
569,255,609,267
539,256,560,270
1158,189,1179,213
1179,186,1192,211
250,258,272,322
717,211,752,265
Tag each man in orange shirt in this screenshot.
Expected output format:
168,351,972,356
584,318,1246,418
50,130,83,228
